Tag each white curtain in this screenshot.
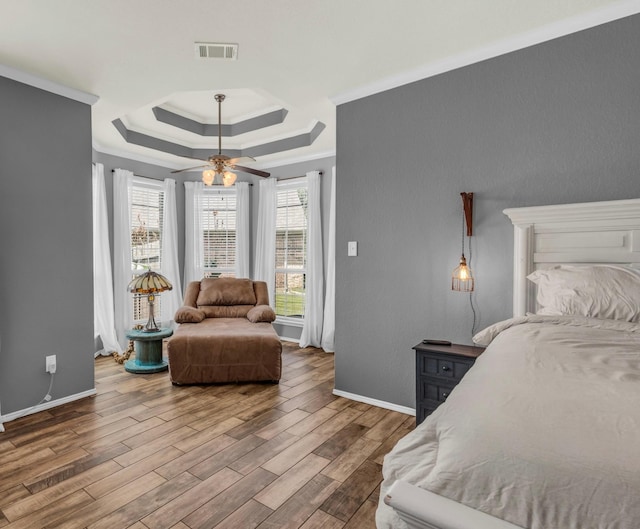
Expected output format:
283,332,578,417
183,181,204,289
300,171,324,348
161,178,182,325
254,178,277,307
113,168,134,348
92,163,122,356
321,166,336,352
235,181,251,278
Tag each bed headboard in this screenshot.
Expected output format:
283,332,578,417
503,198,640,317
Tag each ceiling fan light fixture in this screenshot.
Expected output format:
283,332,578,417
172,93,271,181
222,171,237,187
202,169,215,186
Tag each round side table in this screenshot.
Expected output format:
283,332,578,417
124,327,173,374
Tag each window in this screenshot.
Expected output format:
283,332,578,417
275,180,308,320
201,189,236,278
129,179,164,323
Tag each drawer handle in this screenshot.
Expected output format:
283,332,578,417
441,365,451,372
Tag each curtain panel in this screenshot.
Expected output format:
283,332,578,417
113,168,134,348
300,171,324,348
321,166,336,352
183,181,204,289
235,181,251,278
161,178,182,325
92,163,122,356
254,178,277,307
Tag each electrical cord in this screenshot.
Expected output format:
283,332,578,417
1,372,55,426
468,236,478,339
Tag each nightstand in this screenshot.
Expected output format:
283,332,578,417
414,342,484,426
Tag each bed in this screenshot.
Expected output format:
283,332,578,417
377,198,640,529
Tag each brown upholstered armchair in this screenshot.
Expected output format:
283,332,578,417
167,277,282,384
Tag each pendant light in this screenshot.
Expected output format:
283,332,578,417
452,192,474,292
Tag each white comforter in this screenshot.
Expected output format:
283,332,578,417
377,315,640,529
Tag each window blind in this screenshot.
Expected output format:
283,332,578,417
201,190,237,278
130,181,164,322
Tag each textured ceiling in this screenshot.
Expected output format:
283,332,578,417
0,0,636,170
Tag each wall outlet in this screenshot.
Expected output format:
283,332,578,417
348,241,358,257
45,355,57,374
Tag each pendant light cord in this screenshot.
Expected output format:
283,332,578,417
460,212,465,257
468,235,477,338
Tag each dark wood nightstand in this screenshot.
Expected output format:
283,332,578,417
414,342,484,426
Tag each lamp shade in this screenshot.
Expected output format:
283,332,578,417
222,171,237,187
128,270,173,294
452,254,474,292
202,169,216,186
128,270,172,333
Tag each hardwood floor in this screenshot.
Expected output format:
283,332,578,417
0,342,414,529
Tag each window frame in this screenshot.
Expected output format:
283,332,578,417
129,176,165,324
274,177,308,327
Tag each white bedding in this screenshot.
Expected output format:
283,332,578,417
377,315,640,529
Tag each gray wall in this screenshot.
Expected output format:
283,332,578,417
93,152,336,341
335,14,640,409
0,76,94,415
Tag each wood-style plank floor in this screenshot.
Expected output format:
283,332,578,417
0,342,414,529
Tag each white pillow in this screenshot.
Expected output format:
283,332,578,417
527,265,640,322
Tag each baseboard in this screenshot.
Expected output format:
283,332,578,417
0,389,97,430
332,389,416,416
279,336,300,344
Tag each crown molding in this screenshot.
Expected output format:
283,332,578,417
259,149,336,170
93,140,335,172
0,63,99,105
331,0,640,105
92,141,185,170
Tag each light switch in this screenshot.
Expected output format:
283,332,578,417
348,241,358,257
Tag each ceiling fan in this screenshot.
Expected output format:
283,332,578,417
171,93,270,186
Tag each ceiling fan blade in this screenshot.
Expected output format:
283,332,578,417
171,164,210,174
232,165,271,178
227,156,256,165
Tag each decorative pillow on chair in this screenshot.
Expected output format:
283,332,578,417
174,306,206,323
197,278,257,306
247,305,277,323
527,265,640,322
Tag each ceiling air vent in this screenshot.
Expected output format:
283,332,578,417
195,42,238,60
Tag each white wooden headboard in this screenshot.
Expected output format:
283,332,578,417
503,198,640,317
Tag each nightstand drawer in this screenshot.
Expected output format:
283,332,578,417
414,342,484,426
419,378,456,403
418,353,474,381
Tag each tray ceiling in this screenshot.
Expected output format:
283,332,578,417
0,0,636,170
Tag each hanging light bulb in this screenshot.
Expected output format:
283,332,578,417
452,192,475,292
452,254,474,291
222,171,237,187
202,169,215,186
